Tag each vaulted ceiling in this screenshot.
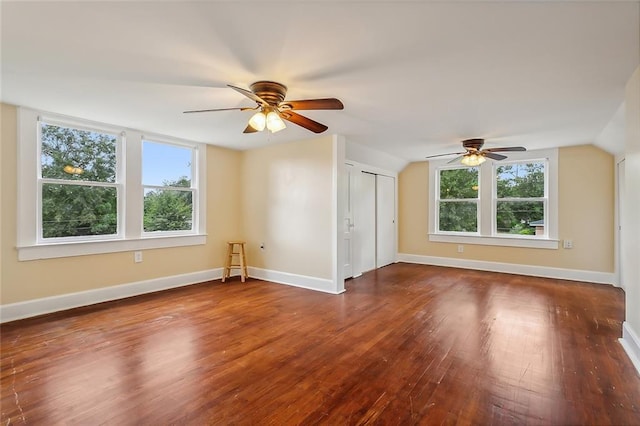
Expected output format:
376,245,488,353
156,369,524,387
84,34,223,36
2,1,638,161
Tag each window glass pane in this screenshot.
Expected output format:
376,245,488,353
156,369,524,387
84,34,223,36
41,123,116,182
439,201,477,232
439,168,479,199
143,188,193,232
496,162,544,198
496,201,544,235
143,141,192,187
42,184,117,238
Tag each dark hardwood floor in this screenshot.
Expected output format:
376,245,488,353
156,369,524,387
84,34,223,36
1,263,639,425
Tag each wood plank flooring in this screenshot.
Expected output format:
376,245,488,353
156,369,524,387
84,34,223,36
1,263,639,425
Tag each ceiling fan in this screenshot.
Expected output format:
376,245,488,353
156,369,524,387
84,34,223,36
425,138,526,166
183,81,344,134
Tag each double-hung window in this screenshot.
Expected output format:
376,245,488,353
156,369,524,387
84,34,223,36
39,121,121,241
142,140,195,234
436,167,480,233
429,148,558,249
17,108,207,260
495,161,547,236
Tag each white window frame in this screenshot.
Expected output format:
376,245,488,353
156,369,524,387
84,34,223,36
141,138,198,236
492,159,548,238
435,165,481,236
428,148,558,249
37,118,124,243
17,108,207,261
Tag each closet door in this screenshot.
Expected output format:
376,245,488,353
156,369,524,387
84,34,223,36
360,172,377,272
376,175,396,268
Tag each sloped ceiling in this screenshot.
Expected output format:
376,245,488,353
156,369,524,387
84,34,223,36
2,1,639,161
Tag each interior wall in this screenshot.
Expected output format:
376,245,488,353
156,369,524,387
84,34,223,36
0,103,243,305
623,67,640,341
398,144,614,273
241,135,334,280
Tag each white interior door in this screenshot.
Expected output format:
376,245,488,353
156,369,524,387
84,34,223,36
360,172,377,272
376,174,396,268
344,163,354,278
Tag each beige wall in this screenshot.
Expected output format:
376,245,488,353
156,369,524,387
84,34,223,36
1,103,243,305
623,67,640,335
399,145,615,272
241,136,334,279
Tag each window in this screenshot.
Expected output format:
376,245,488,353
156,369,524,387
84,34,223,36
142,141,194,233
17,108,207,260
495,161,546,236
39,122,121,240
428,149,558,249
437,167,479,233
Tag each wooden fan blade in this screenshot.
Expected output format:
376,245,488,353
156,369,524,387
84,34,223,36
183,106,256,114
484,146,526,153
280,98,344,111
447,155,465,164
279,111,328,133
425,151,465,159
243,124,258,134
228,84,269,106
484,152,508,161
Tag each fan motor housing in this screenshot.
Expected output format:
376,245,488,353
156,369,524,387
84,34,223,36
462,138,485,151
250,81,287,106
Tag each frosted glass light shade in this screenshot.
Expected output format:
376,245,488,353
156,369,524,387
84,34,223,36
461,154,486,167
266,111,286,133
248,111,266,131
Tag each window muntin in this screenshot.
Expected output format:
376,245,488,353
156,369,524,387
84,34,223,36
437,167,479,233
17,108,207,260
142,141,195,234
429,149,557,249
39,122,120,240
494,161,547,237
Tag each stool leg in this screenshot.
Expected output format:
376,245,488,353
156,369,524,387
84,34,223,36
239,243,247,283
222,243,232,282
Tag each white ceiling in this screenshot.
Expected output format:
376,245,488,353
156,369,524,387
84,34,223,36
2,1,638,161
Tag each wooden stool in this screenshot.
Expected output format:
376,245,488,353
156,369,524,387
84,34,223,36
222,241,248,283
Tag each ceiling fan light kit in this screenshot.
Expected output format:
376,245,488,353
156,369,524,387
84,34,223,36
460,153,486,167
184,80,343,135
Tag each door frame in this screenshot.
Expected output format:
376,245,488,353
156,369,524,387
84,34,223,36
344,160,398,279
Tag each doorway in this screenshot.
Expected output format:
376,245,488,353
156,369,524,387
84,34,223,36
344,164,396,278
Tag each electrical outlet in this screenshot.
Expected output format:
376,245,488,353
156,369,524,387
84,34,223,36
457,245,464,253
134,251,143,263
563,239,573,249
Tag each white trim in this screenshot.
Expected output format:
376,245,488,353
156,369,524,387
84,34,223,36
428,148,559,248
0,268,223,323
428,233,559,249
397,253,615,285
249,267,343,295
0,265,340,323
620,322,640,376
344,159,397,179
18,234,206,261
17,107,208,260
332,135,346,293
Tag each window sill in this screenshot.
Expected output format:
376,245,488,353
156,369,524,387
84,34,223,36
17,234,207,261
428,233,559,249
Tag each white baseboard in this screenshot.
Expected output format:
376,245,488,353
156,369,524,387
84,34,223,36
0,268,223,324
397,253,616,285
249,267,342,294
0,266,342,323
620,322,640,376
